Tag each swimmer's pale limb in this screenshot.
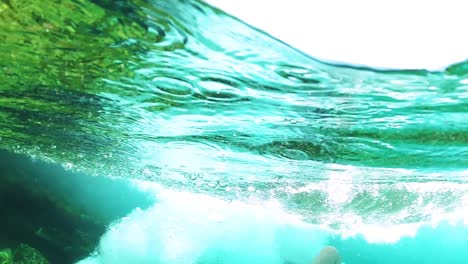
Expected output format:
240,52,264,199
311,246,341,264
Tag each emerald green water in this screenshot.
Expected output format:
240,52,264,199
0,0,467,263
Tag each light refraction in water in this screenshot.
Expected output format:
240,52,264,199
0,0,467,239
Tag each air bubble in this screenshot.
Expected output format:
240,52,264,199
63,162,74,170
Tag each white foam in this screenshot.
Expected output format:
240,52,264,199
75,179,468,263
77,187,331,264
341,222,421,243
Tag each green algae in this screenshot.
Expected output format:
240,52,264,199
13,244,49,264
0,0,149,176
0,0,153,91
0,0,194,177
0,244,51,264
0,248,13,264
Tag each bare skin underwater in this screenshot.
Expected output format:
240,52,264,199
311,246,341,264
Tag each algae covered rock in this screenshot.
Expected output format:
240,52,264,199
0,248,13,264
13,244,49,264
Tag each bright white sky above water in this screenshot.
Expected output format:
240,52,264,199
205,0,468,70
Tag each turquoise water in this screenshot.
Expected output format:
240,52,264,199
0,0,467,263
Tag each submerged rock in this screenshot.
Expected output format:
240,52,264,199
13,244,49,264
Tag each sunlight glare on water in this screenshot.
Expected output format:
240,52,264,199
206,0,468,70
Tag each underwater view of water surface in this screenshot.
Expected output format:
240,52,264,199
0,0,467,263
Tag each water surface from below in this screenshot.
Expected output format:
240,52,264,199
0,0,467,263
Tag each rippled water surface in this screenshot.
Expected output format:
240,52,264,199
1,0,468,232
